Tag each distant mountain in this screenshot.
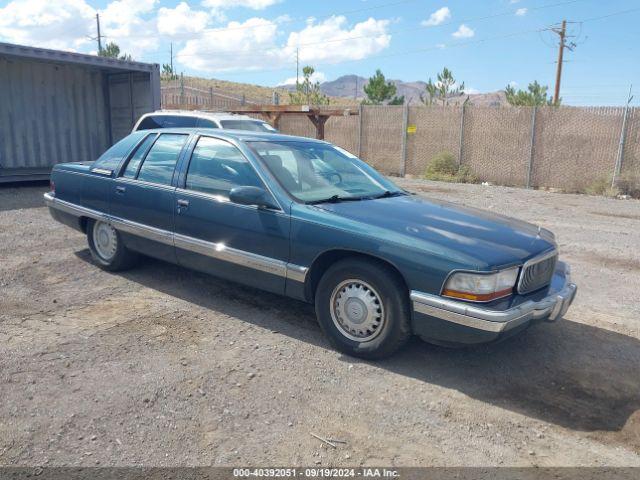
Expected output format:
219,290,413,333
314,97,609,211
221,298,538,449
279,74,508,106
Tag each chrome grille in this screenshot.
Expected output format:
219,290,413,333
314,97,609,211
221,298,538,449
518,251,557,294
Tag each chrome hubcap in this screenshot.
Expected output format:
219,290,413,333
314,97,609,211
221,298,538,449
330,279,385,342
92,221,118,261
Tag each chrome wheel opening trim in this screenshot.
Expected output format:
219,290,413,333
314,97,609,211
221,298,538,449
330,279,386,343
92,221,118,261
44,193,308,281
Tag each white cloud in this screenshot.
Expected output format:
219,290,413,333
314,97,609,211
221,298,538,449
436,43,446,49
515,8,527,16
157,2,210,37
98,0,158,56
421,7,451,27
509,81,518,87
177,15,391,73
452,24,474,38
465,87,480,94
286,16,391,64
0,0,95,50
201,0,280,9
280,71,326,85
177,17,281,72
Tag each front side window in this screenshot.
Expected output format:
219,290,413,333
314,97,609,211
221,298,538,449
185,136,262,197
249,141,403,203
136,134,188,185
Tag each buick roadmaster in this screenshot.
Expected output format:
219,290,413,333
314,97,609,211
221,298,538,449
44,129,577,358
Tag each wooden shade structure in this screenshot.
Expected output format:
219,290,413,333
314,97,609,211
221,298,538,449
225,105,359,140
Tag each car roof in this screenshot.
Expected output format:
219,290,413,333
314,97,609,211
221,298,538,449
141,110,266,122
141,128,327,144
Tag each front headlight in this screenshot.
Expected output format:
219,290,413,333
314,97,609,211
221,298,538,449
443,267,519,302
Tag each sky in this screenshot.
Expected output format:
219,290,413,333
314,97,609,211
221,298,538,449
0,0,638,105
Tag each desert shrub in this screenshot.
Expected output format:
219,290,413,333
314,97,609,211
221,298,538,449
616,171,640,198
584,176,620,198
424,151,478,184
456,165,479,184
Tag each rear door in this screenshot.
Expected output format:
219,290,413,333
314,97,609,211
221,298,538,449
173,135,290,294
110,132,190,260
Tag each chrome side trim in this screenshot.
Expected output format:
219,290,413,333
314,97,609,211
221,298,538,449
286,264,308,283
44,193,309,281
411,264,577,333
174,233,287,277
91,168,113,176
44,192,105,221
111,216,174,246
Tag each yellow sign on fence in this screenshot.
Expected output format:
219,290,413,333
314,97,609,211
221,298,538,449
407,124,417,134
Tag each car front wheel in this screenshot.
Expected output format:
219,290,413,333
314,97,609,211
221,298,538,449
87,219,138,271
315,258,411,359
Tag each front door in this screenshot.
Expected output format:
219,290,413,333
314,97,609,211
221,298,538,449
110,132,190,260
173,135,290,294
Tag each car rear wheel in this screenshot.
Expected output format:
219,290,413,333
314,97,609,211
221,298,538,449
315,258,411,359
87,219,138,271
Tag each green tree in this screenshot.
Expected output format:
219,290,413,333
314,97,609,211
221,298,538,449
162,63,178,80
363,69,397,105
436,67,464,106
388,95,405,105
289,66,329,105
99,42,132,61
421,79,438,105
505,81,556,106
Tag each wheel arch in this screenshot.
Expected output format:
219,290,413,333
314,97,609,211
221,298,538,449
304,249,410,303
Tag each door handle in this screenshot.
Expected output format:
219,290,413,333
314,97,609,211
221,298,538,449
177,199,189,213
115,186,126,194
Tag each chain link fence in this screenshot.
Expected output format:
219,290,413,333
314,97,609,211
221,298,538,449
274,104,639,193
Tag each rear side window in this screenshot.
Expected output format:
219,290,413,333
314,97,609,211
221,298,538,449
121,134,157,178
136,116,163,130
196,118,219,129
92,132,146,171
220,120,275,132
161,116,197,128
136,134,188,185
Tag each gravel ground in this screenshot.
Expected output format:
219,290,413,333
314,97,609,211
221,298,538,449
1,179,639,467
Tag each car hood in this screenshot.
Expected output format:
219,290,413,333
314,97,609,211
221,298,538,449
315,194,556,269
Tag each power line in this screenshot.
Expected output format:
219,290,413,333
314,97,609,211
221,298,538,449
160,0,589,61
154,5,640,80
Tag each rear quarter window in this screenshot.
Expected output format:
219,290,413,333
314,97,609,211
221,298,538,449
92,132,146,171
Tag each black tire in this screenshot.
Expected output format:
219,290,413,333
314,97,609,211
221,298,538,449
86,219,139,271
314,258,411,359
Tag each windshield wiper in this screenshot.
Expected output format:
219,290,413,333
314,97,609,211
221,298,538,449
306,195,365,205
367,190,406,200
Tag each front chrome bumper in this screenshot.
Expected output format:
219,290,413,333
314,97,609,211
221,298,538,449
410,264,577,334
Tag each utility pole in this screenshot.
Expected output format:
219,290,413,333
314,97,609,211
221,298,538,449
170,42,173,74
549,20,576,105
95,13,103,55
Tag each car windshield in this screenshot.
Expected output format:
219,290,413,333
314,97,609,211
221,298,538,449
220,120,277,132
248,140,404,203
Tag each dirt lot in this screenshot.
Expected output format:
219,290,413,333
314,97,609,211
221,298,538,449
1,179,639,467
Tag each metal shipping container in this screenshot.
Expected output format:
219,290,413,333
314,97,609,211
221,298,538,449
0,42,161,182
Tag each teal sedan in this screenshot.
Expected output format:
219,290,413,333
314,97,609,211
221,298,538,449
44,129,577,358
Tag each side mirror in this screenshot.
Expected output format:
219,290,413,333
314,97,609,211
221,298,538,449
229,186,279,210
